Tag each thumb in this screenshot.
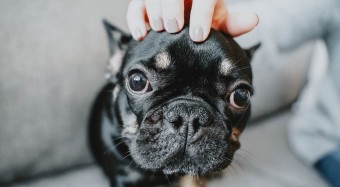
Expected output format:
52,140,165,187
222,13,259,37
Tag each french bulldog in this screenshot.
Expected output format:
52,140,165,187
89,20,259,187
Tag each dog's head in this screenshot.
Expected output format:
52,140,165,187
104,20,259,175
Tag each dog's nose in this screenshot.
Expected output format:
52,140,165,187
165,101,212,135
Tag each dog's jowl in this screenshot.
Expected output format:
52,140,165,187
89,20,259,187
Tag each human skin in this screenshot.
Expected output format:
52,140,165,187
127,0,259,42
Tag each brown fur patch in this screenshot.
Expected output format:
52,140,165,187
179,175,206,187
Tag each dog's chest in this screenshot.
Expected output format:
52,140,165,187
179,175,206,187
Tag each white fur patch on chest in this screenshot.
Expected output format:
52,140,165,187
155,52,171,69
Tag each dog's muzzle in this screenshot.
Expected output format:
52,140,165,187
132,98,232,174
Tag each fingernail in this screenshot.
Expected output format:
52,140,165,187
192,27,203,41
134,28,143,40
165,18,179,33
153,17,164,31
255,14,260,26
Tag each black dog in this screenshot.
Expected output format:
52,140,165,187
89,20,259,187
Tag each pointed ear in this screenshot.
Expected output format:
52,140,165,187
103,19,131,54
244,43,261,61
103,19,132,82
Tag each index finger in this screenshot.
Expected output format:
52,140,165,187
189,0,217,42
127,0,148,41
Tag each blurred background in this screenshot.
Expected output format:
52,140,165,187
0,0,330,186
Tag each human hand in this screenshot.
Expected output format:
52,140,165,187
127,0,259,42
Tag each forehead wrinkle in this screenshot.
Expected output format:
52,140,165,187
219,59,233,76
154,52,171,70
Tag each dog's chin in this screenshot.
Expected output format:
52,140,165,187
161,154,232,175
162,137,241,175
131,142,236,175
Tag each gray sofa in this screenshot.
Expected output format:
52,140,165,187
0,0,329,186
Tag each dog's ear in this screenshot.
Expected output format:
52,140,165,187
104,19,131,54
103,19,132,83
244,43,261,61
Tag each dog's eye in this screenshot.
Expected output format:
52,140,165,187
128,72,150,94
229,88,250,109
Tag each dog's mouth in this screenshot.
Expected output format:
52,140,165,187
128,99,243,175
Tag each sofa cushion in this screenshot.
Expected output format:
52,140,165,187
0,0,129,183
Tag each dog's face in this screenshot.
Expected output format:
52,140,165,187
105,21,258,175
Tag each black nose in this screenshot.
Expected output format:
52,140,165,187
165,101,212,135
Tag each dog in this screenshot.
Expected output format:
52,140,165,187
89,20,259,187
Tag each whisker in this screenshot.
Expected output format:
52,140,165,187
237,66,252,71
234,152,251,164
238,148,256,158
232,158,242,167
112,136,125,141
226,163,239,178
103,148,112,155
230,161,243,176
121,153,131,161
127,160,134,168
112,140,127,148
229,64,266,74
165,174,171,185
232,56,245,67
103,140,129,155
224,155,243,174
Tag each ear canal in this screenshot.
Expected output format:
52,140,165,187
103,19,132,55
244,43,261,61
